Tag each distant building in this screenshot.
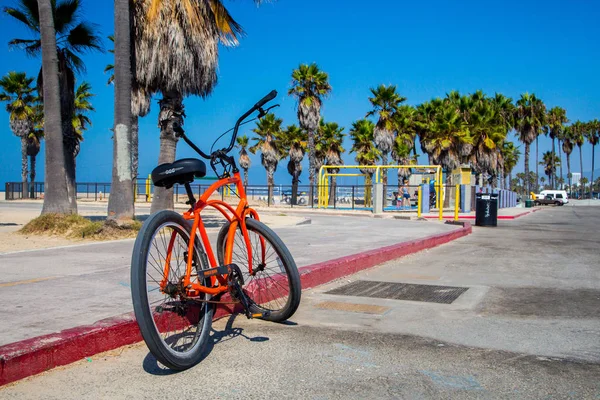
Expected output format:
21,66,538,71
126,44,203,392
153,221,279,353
572,172,581,186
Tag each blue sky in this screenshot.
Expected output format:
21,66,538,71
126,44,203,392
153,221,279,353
1,0,599,186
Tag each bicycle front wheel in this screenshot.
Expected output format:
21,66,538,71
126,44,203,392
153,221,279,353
216,218,301,322
131,210,213,370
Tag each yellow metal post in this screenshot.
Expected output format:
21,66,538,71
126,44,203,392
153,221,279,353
454,184,460,221
145,174,151,202
417,186,422,218
134,180,137,203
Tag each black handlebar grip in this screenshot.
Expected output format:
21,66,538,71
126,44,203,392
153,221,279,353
254,90,277,109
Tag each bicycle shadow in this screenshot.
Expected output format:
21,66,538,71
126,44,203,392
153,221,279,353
141,312,271,375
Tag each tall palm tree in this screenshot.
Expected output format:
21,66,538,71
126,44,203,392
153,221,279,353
540,151,560,189
545,107,568,189
280,125,306,205
288,63,331,200
250,113,284,202
501,141,520,191
366,84,406,185
236,134,251,187
585,120,599,197
349,119,380,206
320,121,345,205
27,100,44,198
571,121,585,199
30,0,71,213
5,0,103,211
108,0,135,222
491,93,515,188
0,71,36,198
417,101,470,185
133,0,261,212
392,105,417,188
580,177,589,198
514,93,546,194
562,125,575,191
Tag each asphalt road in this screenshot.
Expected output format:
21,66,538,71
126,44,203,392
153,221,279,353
1,206,599,399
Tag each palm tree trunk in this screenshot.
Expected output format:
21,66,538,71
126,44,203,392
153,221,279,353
20,137,28,198
151,92,183,213
29,154,36,199
307,129,315,202
566,153,571,193
535,136,539,191
508,172,513,191
579,146,584,199
558,139,563,189
244,169,249,187
381,153,388,185
108,0,135,222
365,174,373,207
591,144,595,199
291,174,298,206
132,116,139,179
524,142,530,194
328,176,337,206
551,137,555,189
38,0,72,214
267,172,274,205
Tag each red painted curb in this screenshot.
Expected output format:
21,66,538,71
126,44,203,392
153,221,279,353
0,223,471,386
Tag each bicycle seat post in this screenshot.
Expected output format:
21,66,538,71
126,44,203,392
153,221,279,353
184,183,197,208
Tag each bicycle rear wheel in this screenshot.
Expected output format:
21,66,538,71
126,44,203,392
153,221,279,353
217,218,301,322
131,210,213,370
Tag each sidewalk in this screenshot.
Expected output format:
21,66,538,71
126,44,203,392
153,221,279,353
0,215,461,347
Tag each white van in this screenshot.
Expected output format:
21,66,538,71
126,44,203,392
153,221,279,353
539,190,569,204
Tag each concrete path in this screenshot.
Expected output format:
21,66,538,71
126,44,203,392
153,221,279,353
0,214,457,346
1,207,599,399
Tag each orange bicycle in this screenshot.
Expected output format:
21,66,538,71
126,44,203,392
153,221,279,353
131,91,301,370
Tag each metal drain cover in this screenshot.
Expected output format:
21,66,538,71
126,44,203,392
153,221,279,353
326,281,468,304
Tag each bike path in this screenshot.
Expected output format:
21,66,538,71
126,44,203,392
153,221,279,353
0,215,458,347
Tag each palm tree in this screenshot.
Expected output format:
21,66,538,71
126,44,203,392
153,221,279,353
366,84,406,185
580,177,589,198
288,63,332,200
27,101,44,198
514,93,546,194
133,0,260,212
501,141,520,191
585,120,599,198
392,105,417,188
30,0,72,213
72,82,95,141
320,121,345,205
236,135,251,187
571,121,585,199
545,107,568,189
280,125,306,205
0,71,36,198
540,151,560,190
349,119,380,206
250,113,284,202
417,100,470,185
108,0,135,222
562,126,575,191
5,0,103,211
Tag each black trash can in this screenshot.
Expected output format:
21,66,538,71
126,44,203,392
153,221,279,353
475,193,498,227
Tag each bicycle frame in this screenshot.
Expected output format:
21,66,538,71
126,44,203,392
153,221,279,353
160,171,265,298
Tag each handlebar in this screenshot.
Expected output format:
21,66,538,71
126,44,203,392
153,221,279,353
174,90,278,161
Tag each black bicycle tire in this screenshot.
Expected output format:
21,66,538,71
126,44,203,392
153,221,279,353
216,218,301,322
131,210,213,370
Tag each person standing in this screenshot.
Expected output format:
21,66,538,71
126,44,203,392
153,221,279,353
401,181,411,210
